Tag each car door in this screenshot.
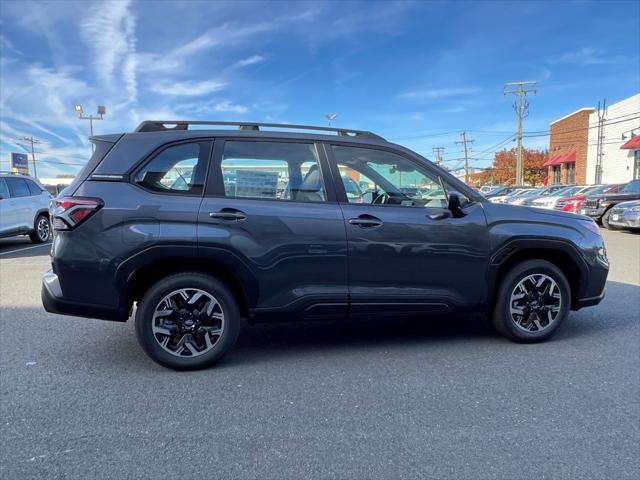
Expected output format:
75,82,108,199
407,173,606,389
25,179,51,215
198,138,348,321
5,177,33,231
0,177,17,234
325,143,491,316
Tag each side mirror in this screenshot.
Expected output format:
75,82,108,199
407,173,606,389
448,192,467,217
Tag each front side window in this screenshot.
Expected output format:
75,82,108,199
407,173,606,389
5,177,30,197
621,179,640,194
220,141,325,202
331,145,459,208
136,142,208,195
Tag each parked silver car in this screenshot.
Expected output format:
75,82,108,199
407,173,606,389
0,173,52,243
608,200,640,232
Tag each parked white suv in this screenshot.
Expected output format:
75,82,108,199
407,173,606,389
0,173,52,243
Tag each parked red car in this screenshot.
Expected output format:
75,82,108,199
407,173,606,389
555,184,624,213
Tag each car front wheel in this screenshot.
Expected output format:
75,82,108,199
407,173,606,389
492,260,571,343
135,273,241,370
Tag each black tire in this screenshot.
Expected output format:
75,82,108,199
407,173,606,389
29,214,51,243
135,272,241,370
492,259,571,343
601,208,612,229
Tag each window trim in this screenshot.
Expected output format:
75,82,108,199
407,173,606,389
0,177,11,199
324,142,459,210
130,139,213,197
204,137,338,204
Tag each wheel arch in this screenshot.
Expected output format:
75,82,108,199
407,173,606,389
125,255,253,320
488,240,588,311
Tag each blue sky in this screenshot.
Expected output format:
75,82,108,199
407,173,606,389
1,0,638,177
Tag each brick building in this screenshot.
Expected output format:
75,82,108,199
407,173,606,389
543,108,594,185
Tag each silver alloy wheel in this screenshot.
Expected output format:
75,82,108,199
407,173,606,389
37,217,50,241
509,273,562,333
152,288,224,357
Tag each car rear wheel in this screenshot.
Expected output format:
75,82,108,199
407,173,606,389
492,260,570,343
135,272,241,370
29,214,51,243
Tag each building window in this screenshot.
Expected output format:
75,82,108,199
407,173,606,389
566,162,576,184
553,165,561,184
635,150,640,180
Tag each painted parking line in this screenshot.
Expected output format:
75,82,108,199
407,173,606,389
0,243,50,257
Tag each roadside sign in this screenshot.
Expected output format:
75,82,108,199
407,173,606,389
11,152,29,175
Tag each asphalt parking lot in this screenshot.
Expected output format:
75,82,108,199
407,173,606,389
1,230,638,479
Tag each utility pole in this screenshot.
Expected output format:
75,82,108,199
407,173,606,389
504,80,537,185
19,136,41,178
432,147,445,166
455,132,474,184
595,99,607,184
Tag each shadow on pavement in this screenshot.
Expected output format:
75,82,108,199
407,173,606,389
7,281,635,371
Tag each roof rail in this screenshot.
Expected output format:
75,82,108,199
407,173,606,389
133,120,385,140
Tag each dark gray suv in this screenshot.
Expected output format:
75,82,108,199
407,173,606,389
42,121,609,370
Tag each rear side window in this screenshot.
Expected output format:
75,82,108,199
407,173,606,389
26,180,44,195
220,141,326,202
135,142,209,195
0,178,9,199
5,177,30,197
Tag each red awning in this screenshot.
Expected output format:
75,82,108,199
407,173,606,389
621,135,640,150
543,155,560,167
544,151,576,167
558,151,576,163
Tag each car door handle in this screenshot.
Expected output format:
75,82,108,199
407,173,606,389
427,211,451,220
348,215,383,228
209,209,247,221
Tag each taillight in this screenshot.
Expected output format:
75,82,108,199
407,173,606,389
51,197,103,230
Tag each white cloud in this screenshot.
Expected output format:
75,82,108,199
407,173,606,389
80,0,137,103
547,47,614,66
214,100,249,114
150,80,226,97
231,55,265,69
398,87,481,100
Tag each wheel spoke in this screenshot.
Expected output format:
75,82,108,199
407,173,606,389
509,273,562,334
152,287,225,358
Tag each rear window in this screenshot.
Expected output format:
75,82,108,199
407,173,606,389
26,180,44,195
135,142,209,195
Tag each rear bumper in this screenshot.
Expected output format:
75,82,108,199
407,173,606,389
41,270,129,322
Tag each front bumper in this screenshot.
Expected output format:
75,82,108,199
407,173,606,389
41,270,129,322
581,207,606,218
608,211,640,229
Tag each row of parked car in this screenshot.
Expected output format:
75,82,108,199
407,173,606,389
480,180,640,231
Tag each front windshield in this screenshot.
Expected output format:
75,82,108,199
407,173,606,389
554,186,580,197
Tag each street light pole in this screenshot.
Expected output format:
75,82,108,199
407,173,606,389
75,104,106,151
324,114,337,127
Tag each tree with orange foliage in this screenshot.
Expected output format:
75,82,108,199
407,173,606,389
476,148,549,186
